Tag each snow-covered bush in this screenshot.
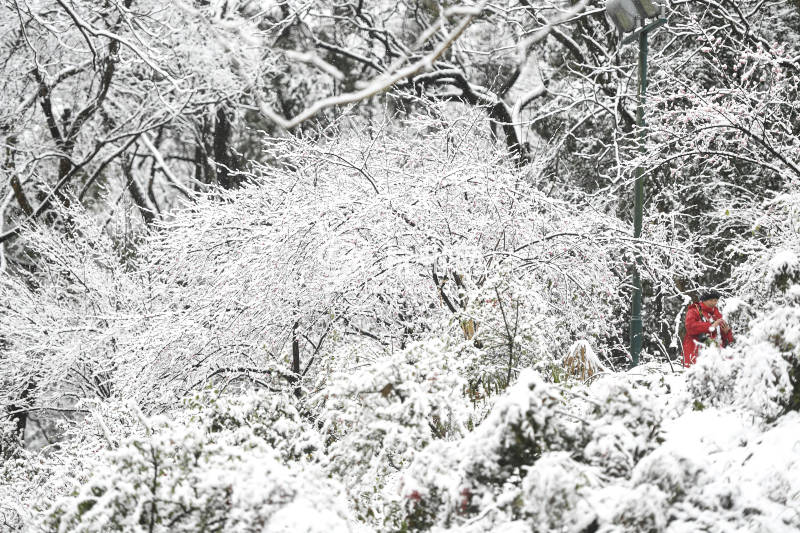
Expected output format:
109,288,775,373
46,416,352,533
767,249,800,294
580,380,664,477
629,431,800,532
687,343,792,420
685,345,739,410
311,340,469,522
0,414,19,459
381,368,672,531
630,448,706,505
716,190,800,416
2,392,328,533
605,484,669,533
1,432,102,532
182,389,323,464
0,415,27,530
386,371,583,530
562,340,606,382
757,287,800,415
518,452,600,532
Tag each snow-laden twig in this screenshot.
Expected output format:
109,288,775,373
127,400,151,436
91,410,117,448
516,0,592,57
140,134,195,200
284,50,344,81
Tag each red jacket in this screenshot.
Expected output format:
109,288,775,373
682,302,734,367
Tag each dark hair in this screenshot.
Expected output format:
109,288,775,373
699,290,722,302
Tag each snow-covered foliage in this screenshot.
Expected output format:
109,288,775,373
686,343,792,421
389,371,577,530
182,389,323,464
4,326,800,532
384,369,667,531
368,356,799,532
0,415,18,458
3,118,800,533
1,405,116,531
46,415,350,533
698,188,800,416
316,342,467,489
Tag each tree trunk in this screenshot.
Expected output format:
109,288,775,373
213,107,236,189
6,136,34,216
123,155,155,225
7,380,36,444
291,321,301,397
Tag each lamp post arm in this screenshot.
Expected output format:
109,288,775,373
622,18,667,45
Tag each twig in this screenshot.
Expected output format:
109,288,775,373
140,134,195,200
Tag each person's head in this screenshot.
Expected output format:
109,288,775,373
699,290,722,308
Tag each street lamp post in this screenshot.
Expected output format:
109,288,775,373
605,1,667,367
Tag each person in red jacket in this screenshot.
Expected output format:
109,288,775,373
682,290,734,367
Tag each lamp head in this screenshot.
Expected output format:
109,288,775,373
605,0,638,33
605,0,663,33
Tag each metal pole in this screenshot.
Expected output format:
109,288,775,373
629,24,648,368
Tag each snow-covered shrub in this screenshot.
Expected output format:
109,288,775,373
759,300,800,414
605,484,669,533
3,393,325,533
1,400,148,530
0,414,19,459
580,379,664,477
387,371,582,530
620,404,800,533
685,345,740,410
686,290,799,420
664,475,797,533
384,370,671,531
767,249,800,294
562,340,605,382
455,371,580,488
518,452,600,531
723,196,800,417
597,412,800,533
687,343,792,421
311,340,469,521
581,421,641,479
47,419,352,533
630,448,706,505
1,433,103,532
182,388,322,463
